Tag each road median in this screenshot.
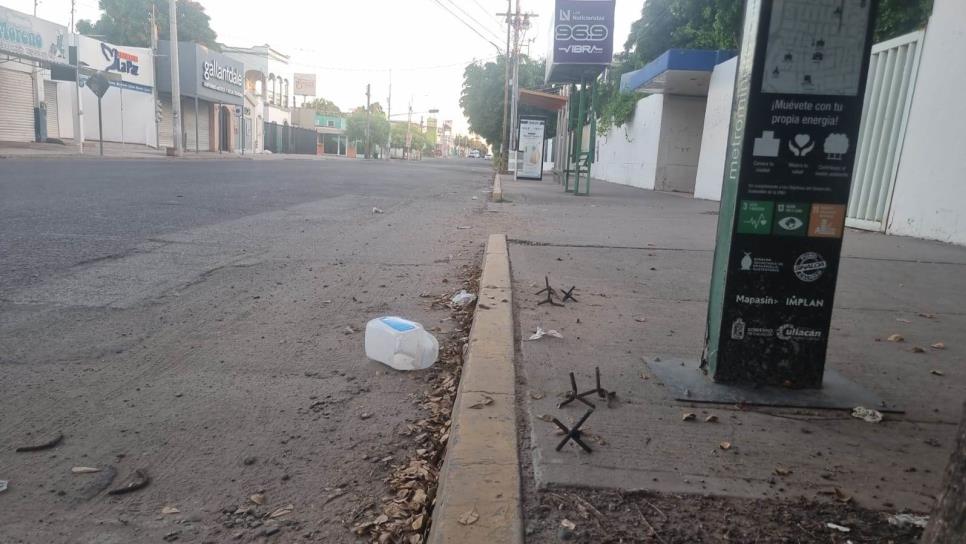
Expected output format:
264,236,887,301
428,233,521,544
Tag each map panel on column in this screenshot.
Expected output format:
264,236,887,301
761,0,872,96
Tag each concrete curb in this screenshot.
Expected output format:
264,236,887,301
492,174,504,202
428,234,521,544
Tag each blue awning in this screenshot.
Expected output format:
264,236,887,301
620,49,737,96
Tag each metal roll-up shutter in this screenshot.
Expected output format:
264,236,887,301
0,68,36,142
44,80,60,138
158,96,173,148
197,101,211,151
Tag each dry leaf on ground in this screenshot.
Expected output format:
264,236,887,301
457,508,479,525
250,493,265,505
931,369,945,376
561,519,577,531
161,506,180,515
269,504,294,518
71,467,100,474
931,342,946,350
705,415,719,423
468,395,494,409
719,441,732,450
886,334,904,342
682,413,696,422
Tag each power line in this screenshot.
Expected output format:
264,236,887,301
442,0,505,44
428,0,504,53
466,0,498,22
285,55,499,74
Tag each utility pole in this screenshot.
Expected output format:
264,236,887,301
150,4,161,149
168,0,184,156
497,1,535,173
405,98,413,160
71,0,83,153
365,83,371,159
499,0,511,173
385,71,392,161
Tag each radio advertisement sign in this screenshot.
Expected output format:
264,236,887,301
704,0,878,388
550,0,615,64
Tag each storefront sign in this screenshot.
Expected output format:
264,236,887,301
201,58,243,97
0,5,68,64
703,0,878,388
79,36,154,93
516,117,546,180
294,73,316,96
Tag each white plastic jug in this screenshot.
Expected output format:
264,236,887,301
365,316,439,371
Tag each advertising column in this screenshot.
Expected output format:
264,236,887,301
516,117,546,180
704,0,878,388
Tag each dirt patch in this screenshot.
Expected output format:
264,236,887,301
352,257,482,543
523,487,924,543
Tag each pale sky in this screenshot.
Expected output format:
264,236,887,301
8,0,644,136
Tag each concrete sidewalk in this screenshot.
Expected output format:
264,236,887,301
495,174,965,514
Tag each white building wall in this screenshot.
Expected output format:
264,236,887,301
694,57,737,201
655,94,707,193
81,85,157,147
55,81,75,140
591,94,663,189
886,0,966,245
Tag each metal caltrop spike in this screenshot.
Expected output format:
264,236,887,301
558,372,596,409
553,410,594,453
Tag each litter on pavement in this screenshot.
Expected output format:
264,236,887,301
15,432,63,452
826,523,851,533
887,514,929,528
528,327,563,341
851,406,883,423
450,290,477,306
0,480,7,493
365,316,439,370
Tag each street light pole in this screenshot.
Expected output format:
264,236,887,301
168,0,183,156
405,98,413,160
385,71,392,160
365,83,371,159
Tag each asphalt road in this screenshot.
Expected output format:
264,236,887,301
0,157,494,543
0,158,489,294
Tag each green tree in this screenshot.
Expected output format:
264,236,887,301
875,0,933,42
304,98,341,115
346,104,389,156
460,55,557,153
76,0,218,49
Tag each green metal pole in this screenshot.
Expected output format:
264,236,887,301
564,84,577,192
572,82,586,194
578,78,598,196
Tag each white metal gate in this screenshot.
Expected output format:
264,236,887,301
0,68,36,142
44,80,60,139
847,30,925,231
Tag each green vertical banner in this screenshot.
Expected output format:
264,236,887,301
704,0,878,388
